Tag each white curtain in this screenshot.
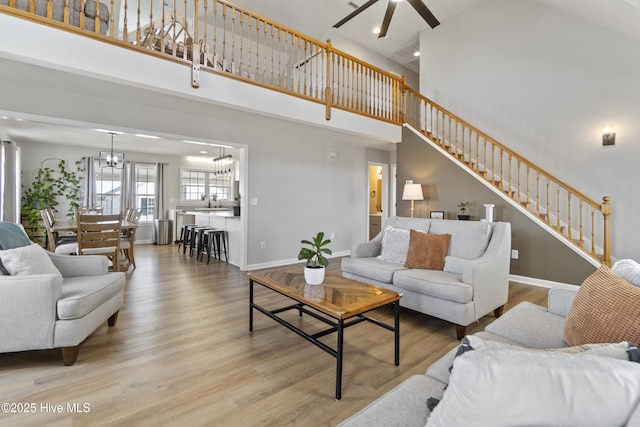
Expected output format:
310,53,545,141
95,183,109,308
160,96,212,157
0,141,20,222
153,162,166,243
121,160,136,211
82,156,96,209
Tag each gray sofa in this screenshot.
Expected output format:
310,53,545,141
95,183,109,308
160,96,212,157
339,286,640,426
0,0,109,35
0,222,125,365
342,217,511,339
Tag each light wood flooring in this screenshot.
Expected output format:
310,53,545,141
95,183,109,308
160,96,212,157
0,244,548,426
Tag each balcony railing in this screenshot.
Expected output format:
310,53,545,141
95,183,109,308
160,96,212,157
0,0,611,265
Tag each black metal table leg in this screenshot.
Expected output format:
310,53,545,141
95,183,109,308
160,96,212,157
336,319,344,400
394,300,400,366
249,279,254,332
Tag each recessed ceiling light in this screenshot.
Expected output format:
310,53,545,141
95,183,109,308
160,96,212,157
135,133,159,139
199,151,208,154
95,128,124,134
373,27,381,34
183,140,208,145
413,51,420,57
391,0,403,2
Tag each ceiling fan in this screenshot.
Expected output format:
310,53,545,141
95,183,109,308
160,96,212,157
333,0,440,38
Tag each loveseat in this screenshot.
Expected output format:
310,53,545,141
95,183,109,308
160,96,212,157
0,222,125,365
339,265,640,427
342,216,511,338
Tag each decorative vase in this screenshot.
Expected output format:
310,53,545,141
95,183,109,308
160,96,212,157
304,266,325,285
233,206,240,216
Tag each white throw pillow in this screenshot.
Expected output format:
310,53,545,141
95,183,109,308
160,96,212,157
0,244,62,277
613,259,640,286
426,349,640,427
376,226,411,264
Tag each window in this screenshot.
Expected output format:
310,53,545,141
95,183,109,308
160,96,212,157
136,164,156,222
181,169,231,201
95,167,122,214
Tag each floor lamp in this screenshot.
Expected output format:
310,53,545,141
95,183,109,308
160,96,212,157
402,182,424,218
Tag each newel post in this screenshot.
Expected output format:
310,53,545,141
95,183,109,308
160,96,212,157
191,0,201,88
325,38,333,121
601,196,611,267
400,74,407,124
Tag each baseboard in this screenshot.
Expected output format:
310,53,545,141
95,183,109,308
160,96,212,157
509,274,579,291
246,250,350,272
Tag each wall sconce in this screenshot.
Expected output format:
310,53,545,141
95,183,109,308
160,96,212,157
402,180,424,218
602,126,616,146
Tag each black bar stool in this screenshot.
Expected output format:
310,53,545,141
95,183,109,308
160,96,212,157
204,229,228,263
177,224,197,253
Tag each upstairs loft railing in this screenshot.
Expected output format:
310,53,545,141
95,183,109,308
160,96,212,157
0,0,611,265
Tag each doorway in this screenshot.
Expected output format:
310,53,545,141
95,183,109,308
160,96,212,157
368,162,388,240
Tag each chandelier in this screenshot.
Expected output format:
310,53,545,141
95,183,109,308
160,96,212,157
213,148,232,178
99,132,125,169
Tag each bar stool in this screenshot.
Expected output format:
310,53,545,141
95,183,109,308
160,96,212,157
203,229,228,263
183,225,205,255
177,224,197,253
189,226,211,257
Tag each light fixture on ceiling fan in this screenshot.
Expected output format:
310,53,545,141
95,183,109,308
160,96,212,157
334,0,440,38
99,132,125,169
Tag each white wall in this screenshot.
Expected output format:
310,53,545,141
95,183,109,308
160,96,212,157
420,0,640,261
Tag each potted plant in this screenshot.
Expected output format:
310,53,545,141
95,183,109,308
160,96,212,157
233,193,241,216
297,231,332,285
457,201,471,220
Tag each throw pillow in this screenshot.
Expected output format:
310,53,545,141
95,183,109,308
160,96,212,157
612,259,640,286
404,230,450,270
0,221,33,275
564,265,640,346
376,226,410,264
426,349,640,427
0,243,62,277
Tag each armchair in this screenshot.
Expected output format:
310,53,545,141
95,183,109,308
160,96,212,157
0,222,125,365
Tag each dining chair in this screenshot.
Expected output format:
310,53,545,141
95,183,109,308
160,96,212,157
120,209,141,268
76,213,125,272
39,209,78,254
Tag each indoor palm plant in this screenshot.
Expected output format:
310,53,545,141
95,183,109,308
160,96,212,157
298,231,332,285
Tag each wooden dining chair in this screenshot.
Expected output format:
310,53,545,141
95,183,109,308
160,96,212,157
120,209,141,268
39,209,78,254
76,213,125,272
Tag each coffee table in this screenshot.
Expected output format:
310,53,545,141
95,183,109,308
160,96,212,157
248,266,402,400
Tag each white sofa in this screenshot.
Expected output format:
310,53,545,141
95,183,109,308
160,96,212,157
342,216,511,338
0,222,125,365
339,284,640,426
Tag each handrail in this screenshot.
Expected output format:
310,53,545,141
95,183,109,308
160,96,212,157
0,0,611,265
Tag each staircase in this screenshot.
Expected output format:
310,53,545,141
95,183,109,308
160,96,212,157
404,87,610,267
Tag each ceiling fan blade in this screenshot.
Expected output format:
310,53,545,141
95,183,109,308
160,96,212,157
406,0,440,29
378,1,397,38
333,0,381,28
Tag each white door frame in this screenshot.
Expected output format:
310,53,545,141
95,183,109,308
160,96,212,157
367,162,389,238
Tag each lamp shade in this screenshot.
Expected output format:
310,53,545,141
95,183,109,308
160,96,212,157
402,183,424,201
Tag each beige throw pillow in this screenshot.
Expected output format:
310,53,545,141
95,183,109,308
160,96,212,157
404,230,450,270
564,265,640,346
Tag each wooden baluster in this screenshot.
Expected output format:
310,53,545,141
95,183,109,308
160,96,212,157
262,21,267,83
123,0,128,42
239,12,244,75
499,149,504,191
590,207,596,256
556,187,561,231
602,196,611,266
516,159,521,202
270,26,274,85
545,180,550,224
475,133,480,173
230,7,235,72
160,0,166,54
535,172,540,216
578,199,584,246
482,138,487,178
490,145,496,185
566,193,572,238
255,18,259,80
507,153,513,197
212,0,217,63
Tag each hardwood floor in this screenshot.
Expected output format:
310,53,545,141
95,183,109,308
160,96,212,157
0,245,548,426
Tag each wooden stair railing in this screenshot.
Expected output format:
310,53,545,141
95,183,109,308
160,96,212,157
405,87,611,266
0,0,611,265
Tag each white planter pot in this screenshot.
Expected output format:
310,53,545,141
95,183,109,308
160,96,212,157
304,266,325,285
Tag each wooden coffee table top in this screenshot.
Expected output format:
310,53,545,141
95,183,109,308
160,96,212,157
248,266,401,320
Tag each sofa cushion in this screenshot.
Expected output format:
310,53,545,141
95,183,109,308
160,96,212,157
0,244,62,278
612,258,640,286
404,231,450,270
429,220,492,260
426,349,640,427
341,257,407,284
393,269,471,304
377,226,410,264
0,222,33,275
485,301,568,349
57,273,125,320
564,265,640,346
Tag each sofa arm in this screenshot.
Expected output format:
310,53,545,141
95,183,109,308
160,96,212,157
48,252,109,277
461,222,511,321
0,274,63,352
351,240,381,258
547,287,578,318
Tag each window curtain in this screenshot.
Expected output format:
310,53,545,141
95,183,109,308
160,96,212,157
153,162,166,243
0,141,21,222
121,160,136,211
82,156,96,209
